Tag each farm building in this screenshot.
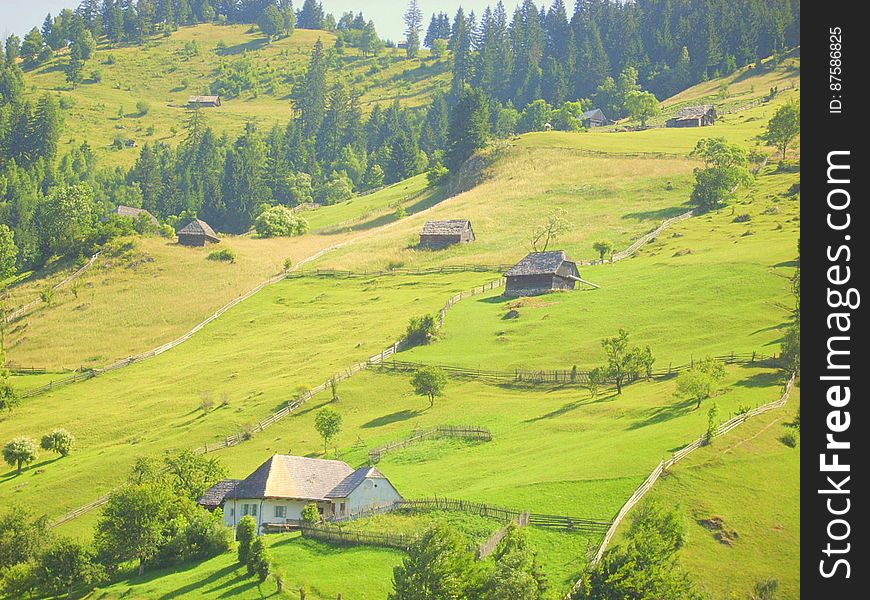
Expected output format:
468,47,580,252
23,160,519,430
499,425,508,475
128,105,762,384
581,108,611,127
503,250,581,297
112,205,158,226
666,105,717,127
188,95,222,108
419,220,476,249
177,219,221,246
199,455,402,533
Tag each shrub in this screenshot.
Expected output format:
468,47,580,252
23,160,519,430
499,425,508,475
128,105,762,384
254,205,309,238
207,248,236,263
90,70,102,83
136,100,150,116
733,213,752,223
301,503,320,525
405,315,437,346
236,516,257,564
779,430,799,448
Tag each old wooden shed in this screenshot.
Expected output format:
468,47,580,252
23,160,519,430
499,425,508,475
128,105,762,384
503,250,580,297
178,219,221,246
419,220,476,249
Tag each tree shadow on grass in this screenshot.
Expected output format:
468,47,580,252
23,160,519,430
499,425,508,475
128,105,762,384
627,398,698,430
361,409,422,429
154,564,242,599
524,391,619,423
731,371,783,389
219,38,269,56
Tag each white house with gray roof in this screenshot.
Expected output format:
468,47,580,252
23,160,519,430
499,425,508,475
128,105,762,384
198,455,402,533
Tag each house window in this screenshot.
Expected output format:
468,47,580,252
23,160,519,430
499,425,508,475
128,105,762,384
242,503,258,517
340,503,346,515
274,506,287,519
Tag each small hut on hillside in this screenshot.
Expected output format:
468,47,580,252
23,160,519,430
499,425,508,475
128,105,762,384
188,95,222,108
178,219,221,246
581,108,611,127
113,205,158,226
419,220,476,249
666,105,717,127
503,250,580,297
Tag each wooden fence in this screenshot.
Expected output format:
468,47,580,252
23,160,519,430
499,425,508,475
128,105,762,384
289,265,514,279
300,523,415,550
573,372,797,597
478,512,531,559
369,425,492,462
51,493,112,528
383,351,779,389
396,498,610,534
4,251,101,324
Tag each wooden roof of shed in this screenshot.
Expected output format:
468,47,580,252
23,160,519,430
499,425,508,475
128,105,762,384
674,105,715,119
421,220,472,236
115,205,157,223
178,218,220,239
188,95,221,103
504,250,576,276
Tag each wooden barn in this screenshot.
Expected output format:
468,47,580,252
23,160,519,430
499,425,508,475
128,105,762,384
666,105,717,127
581,108,611,127
178,219,221,246
419,220,476,249
113,205,158,226
503,250,581,297
188,95,222,108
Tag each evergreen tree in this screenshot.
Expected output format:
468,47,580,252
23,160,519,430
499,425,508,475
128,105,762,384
292,39,329,137
404,1,423,59
445,88,489,172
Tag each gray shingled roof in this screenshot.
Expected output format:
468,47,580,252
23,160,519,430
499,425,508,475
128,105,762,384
421,220,472,236
505,251,575,276
582,108,607,121
188,95,221,104
326,467,386,499
674,105,715,119
115,205,157,223
227,455,355,501
197,479,242,507
178,218,220,239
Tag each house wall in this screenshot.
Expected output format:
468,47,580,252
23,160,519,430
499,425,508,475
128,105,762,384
420,234,463,249
222,497,310,531
344,477,403,514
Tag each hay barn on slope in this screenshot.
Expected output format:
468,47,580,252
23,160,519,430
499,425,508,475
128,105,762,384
188,95,222,108
419,220,476,249
581,108,611,127
503,251,580,297
177,219,221,246
666,105,717,127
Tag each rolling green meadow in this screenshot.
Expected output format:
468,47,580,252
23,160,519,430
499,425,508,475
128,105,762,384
21,24,451,169
1,23,801,599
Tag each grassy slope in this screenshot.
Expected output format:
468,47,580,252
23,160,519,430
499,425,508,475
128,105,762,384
2,57,800,599
616,388,801,599
21,23,450,169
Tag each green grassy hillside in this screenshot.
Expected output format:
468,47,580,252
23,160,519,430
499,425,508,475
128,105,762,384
21,23,450,168
2,54,800,599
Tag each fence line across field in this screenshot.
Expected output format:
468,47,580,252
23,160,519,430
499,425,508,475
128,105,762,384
369,425,492,463
42,208,701,525
4,251,101,324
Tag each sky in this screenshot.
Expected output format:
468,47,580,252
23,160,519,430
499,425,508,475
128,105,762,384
0,1,525,43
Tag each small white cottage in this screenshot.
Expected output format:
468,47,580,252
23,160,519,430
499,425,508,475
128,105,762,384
198,455,402,533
